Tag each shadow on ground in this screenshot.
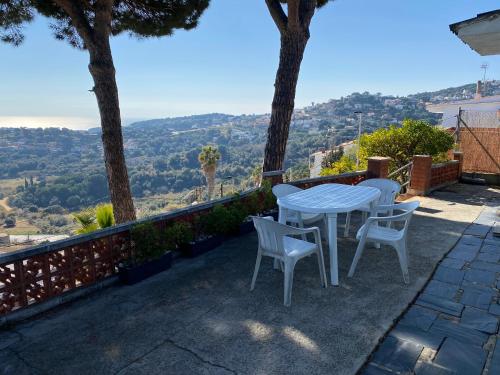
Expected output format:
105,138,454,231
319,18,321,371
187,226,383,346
1,184,499,375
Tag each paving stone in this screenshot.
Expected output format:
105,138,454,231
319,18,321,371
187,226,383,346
430,318,489,346
362,364,393,375
461,279,493,292
481,243,500,254
434,266,465,285
399,305,439,331
416,293,464,317
425,280,459,300
463,269,496,286
448,247,478,262
440,258,466,270
460,306,499,334
390,323,443,350
433,338,487,375
459,235,483,247
414,362,456,375
476,251,500,263
464,223,491,238
460,286,495,310
371,336,423,373
497,279,500,289
489,303,500,316
470,260,500,273
490,339,500,375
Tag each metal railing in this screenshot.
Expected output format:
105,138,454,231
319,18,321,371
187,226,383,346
388,161,413,192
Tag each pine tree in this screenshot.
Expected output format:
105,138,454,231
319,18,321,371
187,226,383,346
1,0,210,223
263,0,330,175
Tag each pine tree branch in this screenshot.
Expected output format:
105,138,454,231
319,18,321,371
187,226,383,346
265,0,287,33
53,0,95,46
299,0,317,30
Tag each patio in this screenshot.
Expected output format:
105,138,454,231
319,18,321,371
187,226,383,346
1,183,499,375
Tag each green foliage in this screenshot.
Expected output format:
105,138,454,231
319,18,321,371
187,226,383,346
72,208,98,234
321,155,357,176
321,119,455,175
72,203,115,234
1,1,210,49
198,145,221,169
260,180,277,212
95,203,115,228
203,205,238,236
130,222,163,265
321,147,344,168
163,221,194,249
360,119,454,168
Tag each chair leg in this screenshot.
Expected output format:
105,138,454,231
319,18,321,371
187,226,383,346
250,252,262,291
348,236,368,278
284,260,295,307
395,242,410,284
344,212,351,237
316,247,328,288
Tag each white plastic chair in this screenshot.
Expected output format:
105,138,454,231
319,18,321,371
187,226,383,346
272,184,326,236
344,178,401,237
347,201,420,284
251,216,328,306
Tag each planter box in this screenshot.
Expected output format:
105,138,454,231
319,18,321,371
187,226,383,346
239,220,255,235
181,235,223,258
119,251,173,285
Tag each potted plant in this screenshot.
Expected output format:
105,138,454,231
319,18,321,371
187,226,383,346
181,208,228,258
119,222,173,285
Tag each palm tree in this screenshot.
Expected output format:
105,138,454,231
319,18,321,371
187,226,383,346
198,146,221,201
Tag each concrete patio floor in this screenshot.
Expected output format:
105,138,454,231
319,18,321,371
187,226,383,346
1,184,499,375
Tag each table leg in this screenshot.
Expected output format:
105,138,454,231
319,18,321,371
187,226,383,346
370,200,381,249
327,213,339,286
275,207,287,270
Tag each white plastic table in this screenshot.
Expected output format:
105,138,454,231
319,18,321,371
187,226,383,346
277,183,381,286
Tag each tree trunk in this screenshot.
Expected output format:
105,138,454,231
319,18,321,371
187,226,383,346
203,165,216,201
263,30,308,173
87,36,136,224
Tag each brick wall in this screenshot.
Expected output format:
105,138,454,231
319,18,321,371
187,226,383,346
430,161,460,189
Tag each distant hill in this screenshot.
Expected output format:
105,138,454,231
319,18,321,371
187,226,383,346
2,81,499,213
128,113,239,131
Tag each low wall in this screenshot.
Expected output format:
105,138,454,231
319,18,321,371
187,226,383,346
0,171,366,321
430,160,460,191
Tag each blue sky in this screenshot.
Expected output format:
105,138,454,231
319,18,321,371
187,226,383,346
1,0,499,129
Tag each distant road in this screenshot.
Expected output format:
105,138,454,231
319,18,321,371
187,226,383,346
0,197,12,212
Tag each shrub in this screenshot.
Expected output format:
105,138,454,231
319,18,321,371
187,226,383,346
163,221,193,249
130,222,162,265
95,203,115,228
44,205,65,214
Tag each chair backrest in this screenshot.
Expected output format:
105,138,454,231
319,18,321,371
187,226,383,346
359,178,401,205
252,216,287,256
388,201,420,235
272,184,302,199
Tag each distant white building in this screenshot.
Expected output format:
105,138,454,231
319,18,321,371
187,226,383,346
426,82,500,128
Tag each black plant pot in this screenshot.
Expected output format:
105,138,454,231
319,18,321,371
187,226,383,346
181,235,224,258
239,220,255,235
119,251,173,285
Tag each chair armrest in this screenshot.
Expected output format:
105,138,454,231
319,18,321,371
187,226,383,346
366,210,412,224
279,225,320,237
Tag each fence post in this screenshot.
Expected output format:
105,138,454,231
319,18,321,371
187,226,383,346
408,155,432,196
367,157,391,178
453,151,464,179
